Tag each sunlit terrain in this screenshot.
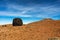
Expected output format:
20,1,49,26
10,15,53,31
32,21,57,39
0,19,60,40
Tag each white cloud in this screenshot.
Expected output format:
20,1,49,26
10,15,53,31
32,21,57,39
0,11,32,17
0,4,60,18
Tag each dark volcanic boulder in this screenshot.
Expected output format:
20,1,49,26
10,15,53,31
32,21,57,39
13,18,23,26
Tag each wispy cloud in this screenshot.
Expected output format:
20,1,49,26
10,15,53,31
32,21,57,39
0,11,32,17
0,4,60,18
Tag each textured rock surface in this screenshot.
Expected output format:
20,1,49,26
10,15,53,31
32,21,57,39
0,18,60,40
13,18,23,26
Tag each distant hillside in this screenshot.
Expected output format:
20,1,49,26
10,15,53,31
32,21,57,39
27,18,60,27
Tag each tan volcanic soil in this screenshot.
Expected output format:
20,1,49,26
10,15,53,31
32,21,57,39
0,19,60,40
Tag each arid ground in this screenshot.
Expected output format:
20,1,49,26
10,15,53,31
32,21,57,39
0,19,60,40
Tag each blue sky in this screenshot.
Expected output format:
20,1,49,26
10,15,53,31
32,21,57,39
0,0,60,25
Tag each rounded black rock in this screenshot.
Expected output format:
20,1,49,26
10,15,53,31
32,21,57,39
13,18,23,26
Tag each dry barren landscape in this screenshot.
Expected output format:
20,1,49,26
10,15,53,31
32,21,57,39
0,18,60,40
